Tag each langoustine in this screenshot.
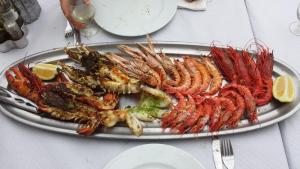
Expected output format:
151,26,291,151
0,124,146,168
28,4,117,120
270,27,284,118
62,45,141,94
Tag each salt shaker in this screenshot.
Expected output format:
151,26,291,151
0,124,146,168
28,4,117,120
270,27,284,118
0,0,24,40
0,0,28,52
3,21,23,40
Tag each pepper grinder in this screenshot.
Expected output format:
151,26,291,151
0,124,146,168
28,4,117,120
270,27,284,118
0,0,28,52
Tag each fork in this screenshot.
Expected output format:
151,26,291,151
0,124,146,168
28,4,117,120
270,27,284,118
64,20,74,38
221,139,235,169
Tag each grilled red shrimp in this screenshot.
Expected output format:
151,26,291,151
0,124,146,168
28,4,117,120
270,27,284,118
253,80,273,106
199,57,223,95
256,48,273,81
209,98,222,131
186,95,197,112
241,50,263,92
118,44,166,81
226,47,251,85
125,63,161,89
158,53,181,86
104,53,143,80
190,99,213,133
254,48,274,106
222,83,257,123
190,57,211,95
18,64,44,91
138,37,180,86
136,43,167,83
194,95,206,105
118,45,146,61
165,60,192,94
138,38,180,86
182,56,202,95
173,92,187,111
189,104,205,133
105,52,161,88
131,59,162,88
210,97,235,131
179,103,204,133
125,68,154,85
211,46,238,82
220,90,245,128
174,95,196,133
161,92,186,128
161,109,176,129
172,96,194,129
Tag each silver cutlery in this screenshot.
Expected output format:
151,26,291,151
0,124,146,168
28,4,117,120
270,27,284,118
221,139,235,169
73,28,81,46
0,86,37,113
212,137,223,169
64,20,74,38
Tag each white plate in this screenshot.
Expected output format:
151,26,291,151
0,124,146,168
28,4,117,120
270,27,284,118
103,144,206,169
92,0,178,37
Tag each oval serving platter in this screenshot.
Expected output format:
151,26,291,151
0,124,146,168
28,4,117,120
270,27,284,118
0,42,299,140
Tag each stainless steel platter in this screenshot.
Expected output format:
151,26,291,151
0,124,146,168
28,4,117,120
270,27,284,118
0,42,300,140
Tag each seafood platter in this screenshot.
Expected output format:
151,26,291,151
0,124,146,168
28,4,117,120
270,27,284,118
0,38,299,140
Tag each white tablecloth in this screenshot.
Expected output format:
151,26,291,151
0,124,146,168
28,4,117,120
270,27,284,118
0,0,295,168
245,0,300,168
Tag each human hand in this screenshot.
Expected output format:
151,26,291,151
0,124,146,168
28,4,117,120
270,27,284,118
82,0,91,5
67,16,86,30
60,0,91,29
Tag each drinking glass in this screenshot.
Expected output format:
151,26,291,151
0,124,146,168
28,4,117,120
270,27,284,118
71,0,98,38
290,2,300,36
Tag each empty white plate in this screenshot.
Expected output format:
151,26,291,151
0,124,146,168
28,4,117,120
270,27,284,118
92,0,178,37
103,144,206,169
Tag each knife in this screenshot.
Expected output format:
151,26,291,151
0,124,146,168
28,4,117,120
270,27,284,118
212,137,223,169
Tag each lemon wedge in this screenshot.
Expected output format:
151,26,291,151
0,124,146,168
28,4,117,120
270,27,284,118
272,75,295,102
32,63,59,80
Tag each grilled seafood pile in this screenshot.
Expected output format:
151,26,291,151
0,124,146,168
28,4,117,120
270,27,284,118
5,64,144,136
61,45,141,94
211,46,274,106
104,38,274,134
5,38,275,136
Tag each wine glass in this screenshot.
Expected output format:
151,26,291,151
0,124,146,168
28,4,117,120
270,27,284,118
71,0,99,38
290,2,300,36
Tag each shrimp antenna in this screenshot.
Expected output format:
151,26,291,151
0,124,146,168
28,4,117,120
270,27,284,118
210,40,223,48
243,38,257,51
21,50,30,67
146,34,163,54
254,39,269,52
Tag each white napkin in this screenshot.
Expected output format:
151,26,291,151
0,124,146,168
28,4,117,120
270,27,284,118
178,0,208,11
